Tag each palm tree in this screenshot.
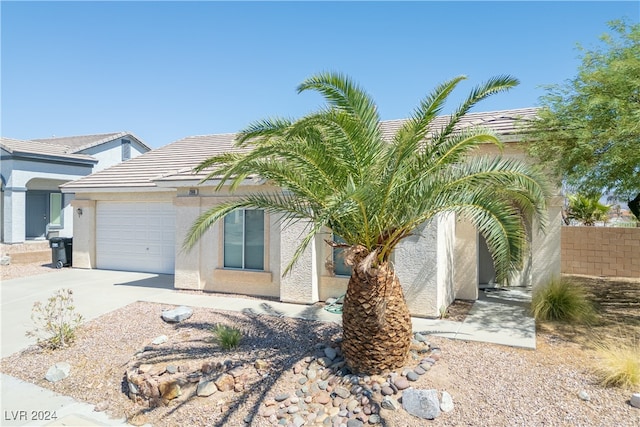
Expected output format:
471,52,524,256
565,193,610,226
184,72,549,374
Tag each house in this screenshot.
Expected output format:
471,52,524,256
1,132,150,244
61,109,562,317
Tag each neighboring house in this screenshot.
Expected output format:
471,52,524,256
62,109,562,318
1,132,150,244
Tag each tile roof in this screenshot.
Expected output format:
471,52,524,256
33,131,150,153
61,107,539,192
0,137,97,163
61,133,241,190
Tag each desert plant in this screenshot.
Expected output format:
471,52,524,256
185,72,549,373
531,279,596,324
26,288,84,349
211,324,242,350
593,334,640,389
565,193,610,226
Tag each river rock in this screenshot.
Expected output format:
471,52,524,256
151,335,168,345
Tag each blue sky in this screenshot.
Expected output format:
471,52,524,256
2,1,638,148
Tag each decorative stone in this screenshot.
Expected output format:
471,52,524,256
578,390,590,401
214,373,235,392
45,362,71,383
414,332,428,343
324,347,338,360
166,365,177,374
334,386,351,399
380,396,399,411
275,393,290,402
161,306,193,323
292,415,305,427
347,419,364,427
315,391,332,405
288,405,299,414
414,366,426,375
630,393,640,408
368,414,381,424
151,335,168,345
159,380,181,401
440,391,454,412
402,389,441,419
406,371,419,382
393,377,410,390
1,256,11,266
195,379,217,397
380,386,394,396
255,359,269,370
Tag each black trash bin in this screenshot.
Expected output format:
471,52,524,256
49,237,73,268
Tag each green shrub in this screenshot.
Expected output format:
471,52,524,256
531,279,596,324
211,324,242,350
593,335,640,389
26,288,84,349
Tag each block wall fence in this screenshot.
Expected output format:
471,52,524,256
561,226,640,278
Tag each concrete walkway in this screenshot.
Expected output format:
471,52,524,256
0,269,535,426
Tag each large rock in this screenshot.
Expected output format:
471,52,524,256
402,389,441,419
161,306,193,323
45,362,71,383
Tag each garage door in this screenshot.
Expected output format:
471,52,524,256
96,202,176,274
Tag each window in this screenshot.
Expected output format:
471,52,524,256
121,139,131,161
333,234,352,277
223,209,264,270
49,193,62,227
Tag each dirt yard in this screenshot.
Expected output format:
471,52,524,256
1,264,639,426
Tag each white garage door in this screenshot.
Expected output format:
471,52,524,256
96,202,176,274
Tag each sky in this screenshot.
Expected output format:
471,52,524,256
2,1,639,149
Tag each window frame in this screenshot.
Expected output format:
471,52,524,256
332,233,352,277
222,209,265,271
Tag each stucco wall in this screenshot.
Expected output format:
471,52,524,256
561,226,640,277
394,220,440,317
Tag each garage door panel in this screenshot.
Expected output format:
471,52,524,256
96,202,176,274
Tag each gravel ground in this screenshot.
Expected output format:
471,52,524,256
1,263,639,426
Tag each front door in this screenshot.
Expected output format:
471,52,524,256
26,191,48,239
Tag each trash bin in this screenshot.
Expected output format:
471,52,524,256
49,237,73,268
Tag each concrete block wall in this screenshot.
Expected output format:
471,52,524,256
561,226,640,277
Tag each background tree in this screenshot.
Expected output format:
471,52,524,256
185,72,549,374
565,193,611,226
526,20,640,221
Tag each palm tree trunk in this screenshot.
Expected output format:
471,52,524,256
341,260,412,374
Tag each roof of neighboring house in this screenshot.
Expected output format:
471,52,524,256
61,107,539,192
0,136,97,163
33,131,150,153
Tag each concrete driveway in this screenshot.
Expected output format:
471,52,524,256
1,269,175,358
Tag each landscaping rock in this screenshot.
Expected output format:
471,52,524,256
45,362,71,383
214,373,235,392
630,393,640,409
197,380,218,397
402,389,441,419
324,347,338,360
0,256,10,266
381,396,399,411
393,377,410,390
151,335,168,345
414,332,428,343
578,390,590,402
440,391,454,412
161,306,193,323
